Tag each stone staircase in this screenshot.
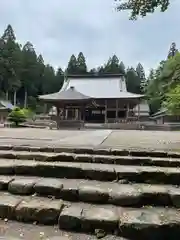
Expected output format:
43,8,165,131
0,146,180,239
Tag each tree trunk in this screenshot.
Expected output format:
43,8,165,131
13,91,17,106
24,90,27,108
5,91,8,101
43,103,47,114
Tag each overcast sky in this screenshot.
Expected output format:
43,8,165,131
0,0,179,74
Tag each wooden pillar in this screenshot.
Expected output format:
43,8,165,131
105,100,107,123
138,103,140,121
115,99,118,122
56,107,60,129
75,108,78,120
63,107,66,120
126,103,129,121
82,104,85,122
57,107,60,116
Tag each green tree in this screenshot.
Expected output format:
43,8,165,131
20,41,38,107
76,52,87,74
126,67,141,93
116,0,170,20
8,107,26,126
164,85,180,115
0,25,22,103
146,65,165,114
104,55,120,73
136,63,146,93
2,24,16,42
41,64,56,94
55,67,64,91
119,61,126,74
167,42,178,59
66,54,77,74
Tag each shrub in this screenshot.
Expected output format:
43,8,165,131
22,108,35,119
8,107,27,126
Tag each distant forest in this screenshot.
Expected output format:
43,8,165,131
0,24,147,112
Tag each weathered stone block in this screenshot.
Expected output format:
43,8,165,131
78,184,109,203
168,186,180,208
13,146,31,152
0,176,15,190
14,160,38,175
0,160,15,174
15,198,63,224
139,184,170,206
39,147,54,152
93,148,111,156
8,178,38,195
92,155,114,164
119,208,180,239
74,154,93,163
0,151,16,159
34,178,63,197
59,180,79,201
47,153,75,162
81,163,116,181
58,206,82,230
0,193,22,219
37,162,83,178
53,147,74,153
110,149,129,156
114,165,139,182
109,184,141,206
73,147,93,155
16,152,49,161
0,145,13,151
82,206,119,231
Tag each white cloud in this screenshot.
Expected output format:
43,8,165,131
0,0,179,74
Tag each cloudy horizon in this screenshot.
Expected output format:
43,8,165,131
0,0,179,74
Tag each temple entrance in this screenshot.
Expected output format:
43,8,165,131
85,108,105,123
118,110,126,118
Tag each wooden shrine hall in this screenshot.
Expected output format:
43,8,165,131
39,74,145,128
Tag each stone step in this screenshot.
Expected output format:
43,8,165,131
1,159,180,185
58,202,180,239
0,144,179,158
1,175,180,207
0,192,63,224
0,192,180,239
0,150,180,168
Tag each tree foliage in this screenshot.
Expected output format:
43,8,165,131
163,85,180,115
146,43,180,115
116,0,170,19
8,107,26,126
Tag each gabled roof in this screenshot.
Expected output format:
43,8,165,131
62,76,144,99
39,86,91,101
0,100,14,110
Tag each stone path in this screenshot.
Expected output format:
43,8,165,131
0,128,180,150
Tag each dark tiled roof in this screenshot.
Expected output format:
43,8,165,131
39,86,91,101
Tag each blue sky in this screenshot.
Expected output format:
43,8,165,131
0,0,179,74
